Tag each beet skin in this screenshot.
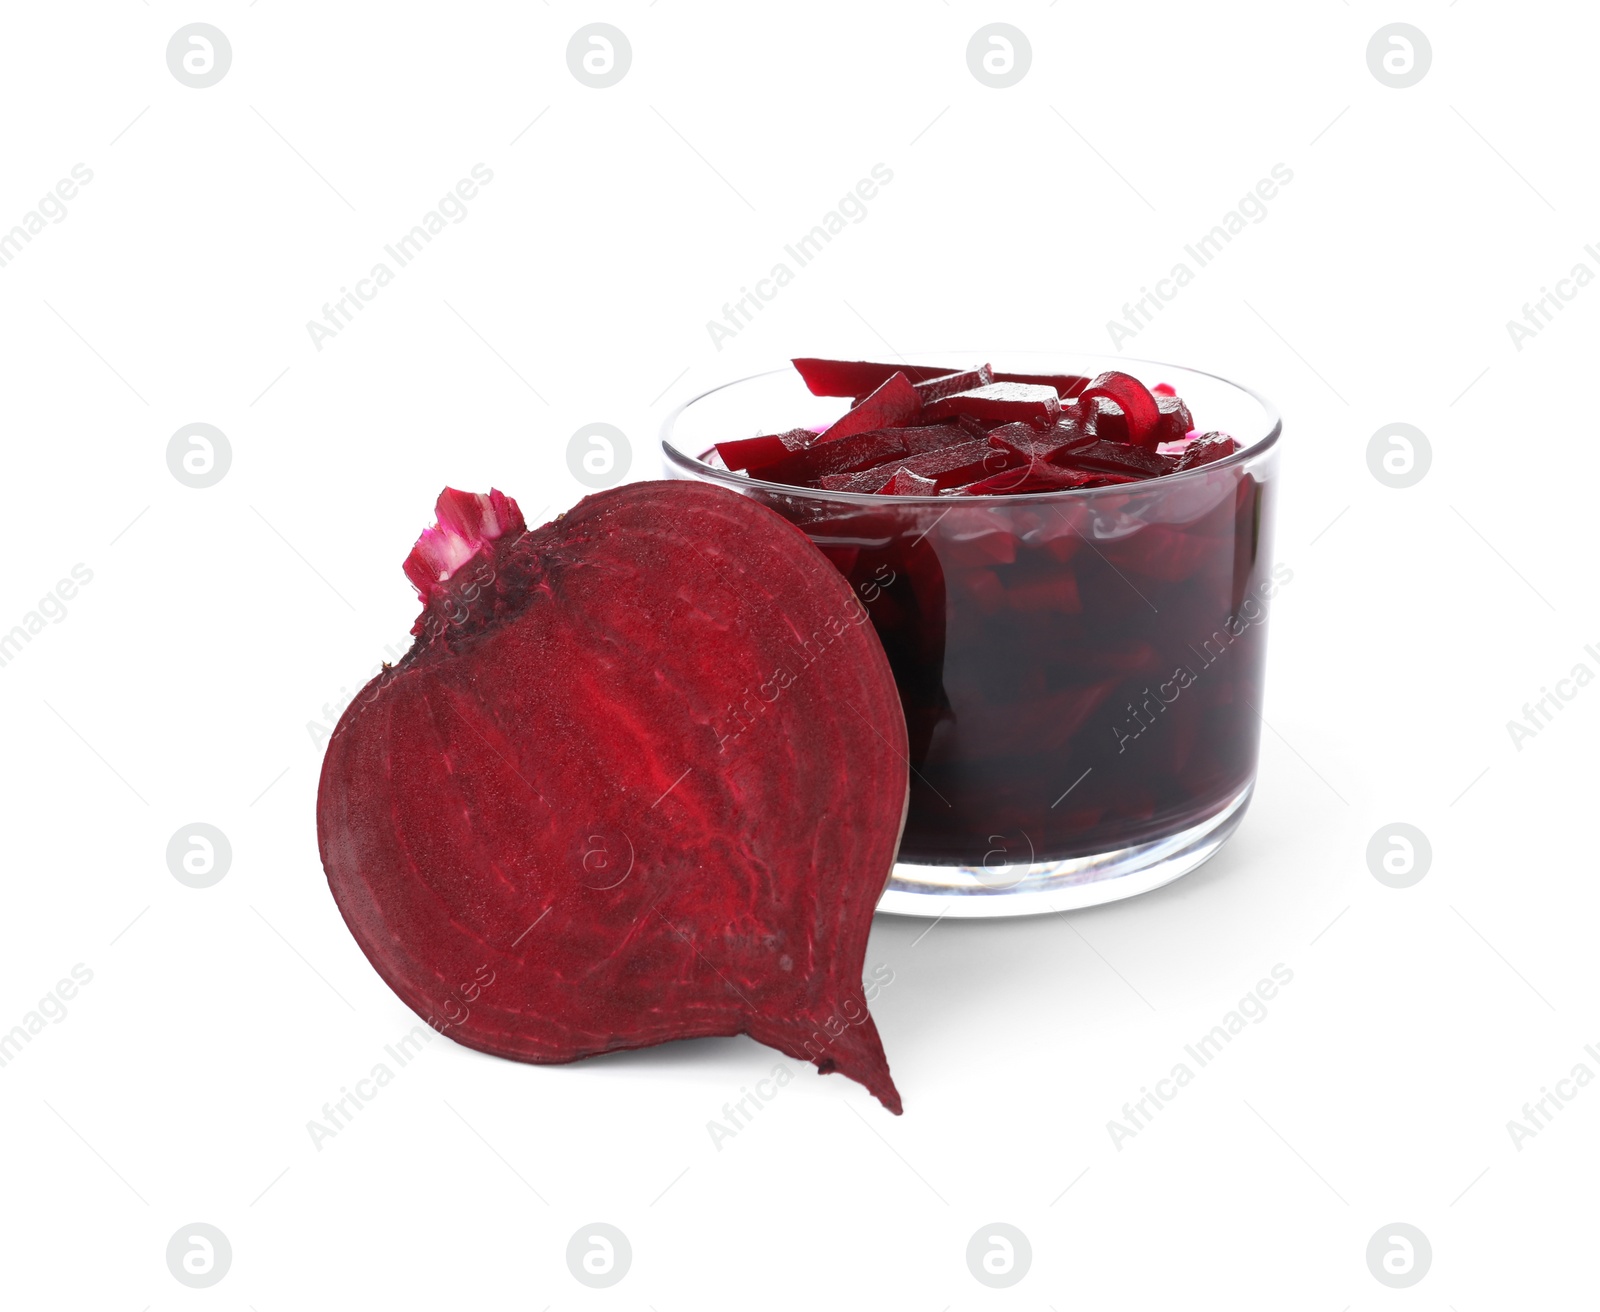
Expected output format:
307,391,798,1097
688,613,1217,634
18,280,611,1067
316,481,909,1111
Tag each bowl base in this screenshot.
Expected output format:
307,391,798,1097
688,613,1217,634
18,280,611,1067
875,782,1252,920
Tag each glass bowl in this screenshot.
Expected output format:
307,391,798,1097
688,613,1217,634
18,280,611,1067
661,352,1282,918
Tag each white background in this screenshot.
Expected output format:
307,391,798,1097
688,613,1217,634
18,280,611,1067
1,2,1593,1307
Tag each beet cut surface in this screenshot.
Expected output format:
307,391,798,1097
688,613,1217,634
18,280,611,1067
318,482,909,1111
911,365,993,405
817,371,922,443
715,427,811,472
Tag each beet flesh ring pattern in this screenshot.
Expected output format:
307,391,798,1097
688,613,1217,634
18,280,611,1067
317,481,909,1111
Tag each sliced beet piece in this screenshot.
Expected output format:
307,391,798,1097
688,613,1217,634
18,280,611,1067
716,427,813,472
923,382,1062,430
912,365,993,405
899,423,977,454
884,467,940,496
983,422,1045,460
747,428,909,485
1084,397,1130,445
318,483,909,1112
948,459,1097,496
991,370,1091,397
1154,394,1195,447
1079,371,1163,449
1055,439,1177,479
987,418,1094,463
874,439,1019,491
793,357,958,397
816,372,922,444
820,465,902,494
823,439,1014,494
1175,432,1238,469
1003,463,1100,492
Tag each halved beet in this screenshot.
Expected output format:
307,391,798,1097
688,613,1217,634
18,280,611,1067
318,483,909,1111
816,372,922,444
792,357,956,397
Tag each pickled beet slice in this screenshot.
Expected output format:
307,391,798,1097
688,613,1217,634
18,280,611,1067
986,418,1093,463
948,459,1097,495
1154,395,1195,447
716,427,812,472
318,482,908,1111
1056,440,1177,479
1084,397,1130,445
817,372,922,444
992,370,1091,397
793,357,958,397
912,366,993,405
748,428,909,485
761,426,974,489
821,465,902,494
863,439,1019,491
899,423,977,454
1080,371,1162,449
884,468,940,496
1175,432,1238,469
923,382,1062,430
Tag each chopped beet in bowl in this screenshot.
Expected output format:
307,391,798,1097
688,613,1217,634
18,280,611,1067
664,354,1282,915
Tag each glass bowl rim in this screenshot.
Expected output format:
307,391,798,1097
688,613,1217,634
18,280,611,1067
659,351,1282,505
